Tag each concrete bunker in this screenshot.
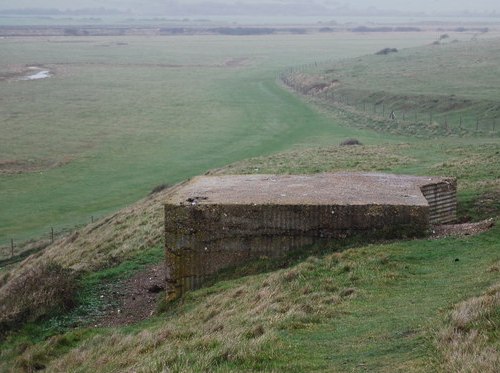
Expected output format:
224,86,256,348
164,172,456,300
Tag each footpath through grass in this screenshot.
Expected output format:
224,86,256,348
1,33,499,372
1,224,498,372
0,33,436,246
1,132,498,371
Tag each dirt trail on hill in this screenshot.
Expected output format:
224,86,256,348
430,219,495,239
95,264,165,327
94,220,494,327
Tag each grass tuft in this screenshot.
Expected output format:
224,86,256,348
437,283,500,372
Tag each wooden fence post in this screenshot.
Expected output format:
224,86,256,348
11,238,14,258
51,227,54,243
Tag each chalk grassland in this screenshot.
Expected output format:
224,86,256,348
0,32,440,246
283,37,500,136
0,37,499,372
0,139,496,275
0,142,498,372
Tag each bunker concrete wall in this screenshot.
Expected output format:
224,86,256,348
164,203,429,300
419,180,457,224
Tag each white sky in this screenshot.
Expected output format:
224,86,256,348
0,0,499,14
347,0,500,12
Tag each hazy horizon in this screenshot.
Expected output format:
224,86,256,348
0,1,499,17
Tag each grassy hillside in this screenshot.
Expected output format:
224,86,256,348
0,137,498,372
0,32,437,247
0,37,499,372
282,37,500,136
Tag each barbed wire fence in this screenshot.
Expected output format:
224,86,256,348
277,60,500,136
0,215,99,263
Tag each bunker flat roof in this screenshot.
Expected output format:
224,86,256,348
165,173,452,206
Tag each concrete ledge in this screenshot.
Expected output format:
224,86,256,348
164,173,456,300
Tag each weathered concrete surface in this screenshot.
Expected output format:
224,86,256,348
164,173,456,300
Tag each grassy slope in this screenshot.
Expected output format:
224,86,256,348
284,37,500,135
0,33,435,246
0,38,499,372
0,138,498,372
1,226,498,372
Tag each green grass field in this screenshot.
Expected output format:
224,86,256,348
283,37,500,136
0,32,439,245
0,31,499,372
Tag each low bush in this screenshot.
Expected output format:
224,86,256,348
149,183,170,195
0,262,78,336
340,138,362,146
375,48,398,55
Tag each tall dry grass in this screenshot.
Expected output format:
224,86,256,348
0,184,185,336
9,253,358,372
437,282,500,373
0,262,78,335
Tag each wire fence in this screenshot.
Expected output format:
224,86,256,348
277,62,500,136
0,215,99,263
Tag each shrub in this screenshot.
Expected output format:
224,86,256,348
0,262,78,335
149,183,170,195
340,138,362,146
375,48,398,55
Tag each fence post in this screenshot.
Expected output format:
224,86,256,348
459,116,463,129
51,227,54,243
382,103,385,117
91,216,94,223
476,117,479,131
494,118,496,131
11,238,14,258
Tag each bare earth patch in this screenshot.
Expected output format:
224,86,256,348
222,57,250,67
93,220,495,327
0,157,72,174
0,65,29,81
95,264,165,327
0,64,51,81
431,219,495,239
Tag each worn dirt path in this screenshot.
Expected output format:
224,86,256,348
95,219,494,327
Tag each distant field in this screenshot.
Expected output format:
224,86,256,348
283,37,500,136
0,32,440,245
1,29,499,373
